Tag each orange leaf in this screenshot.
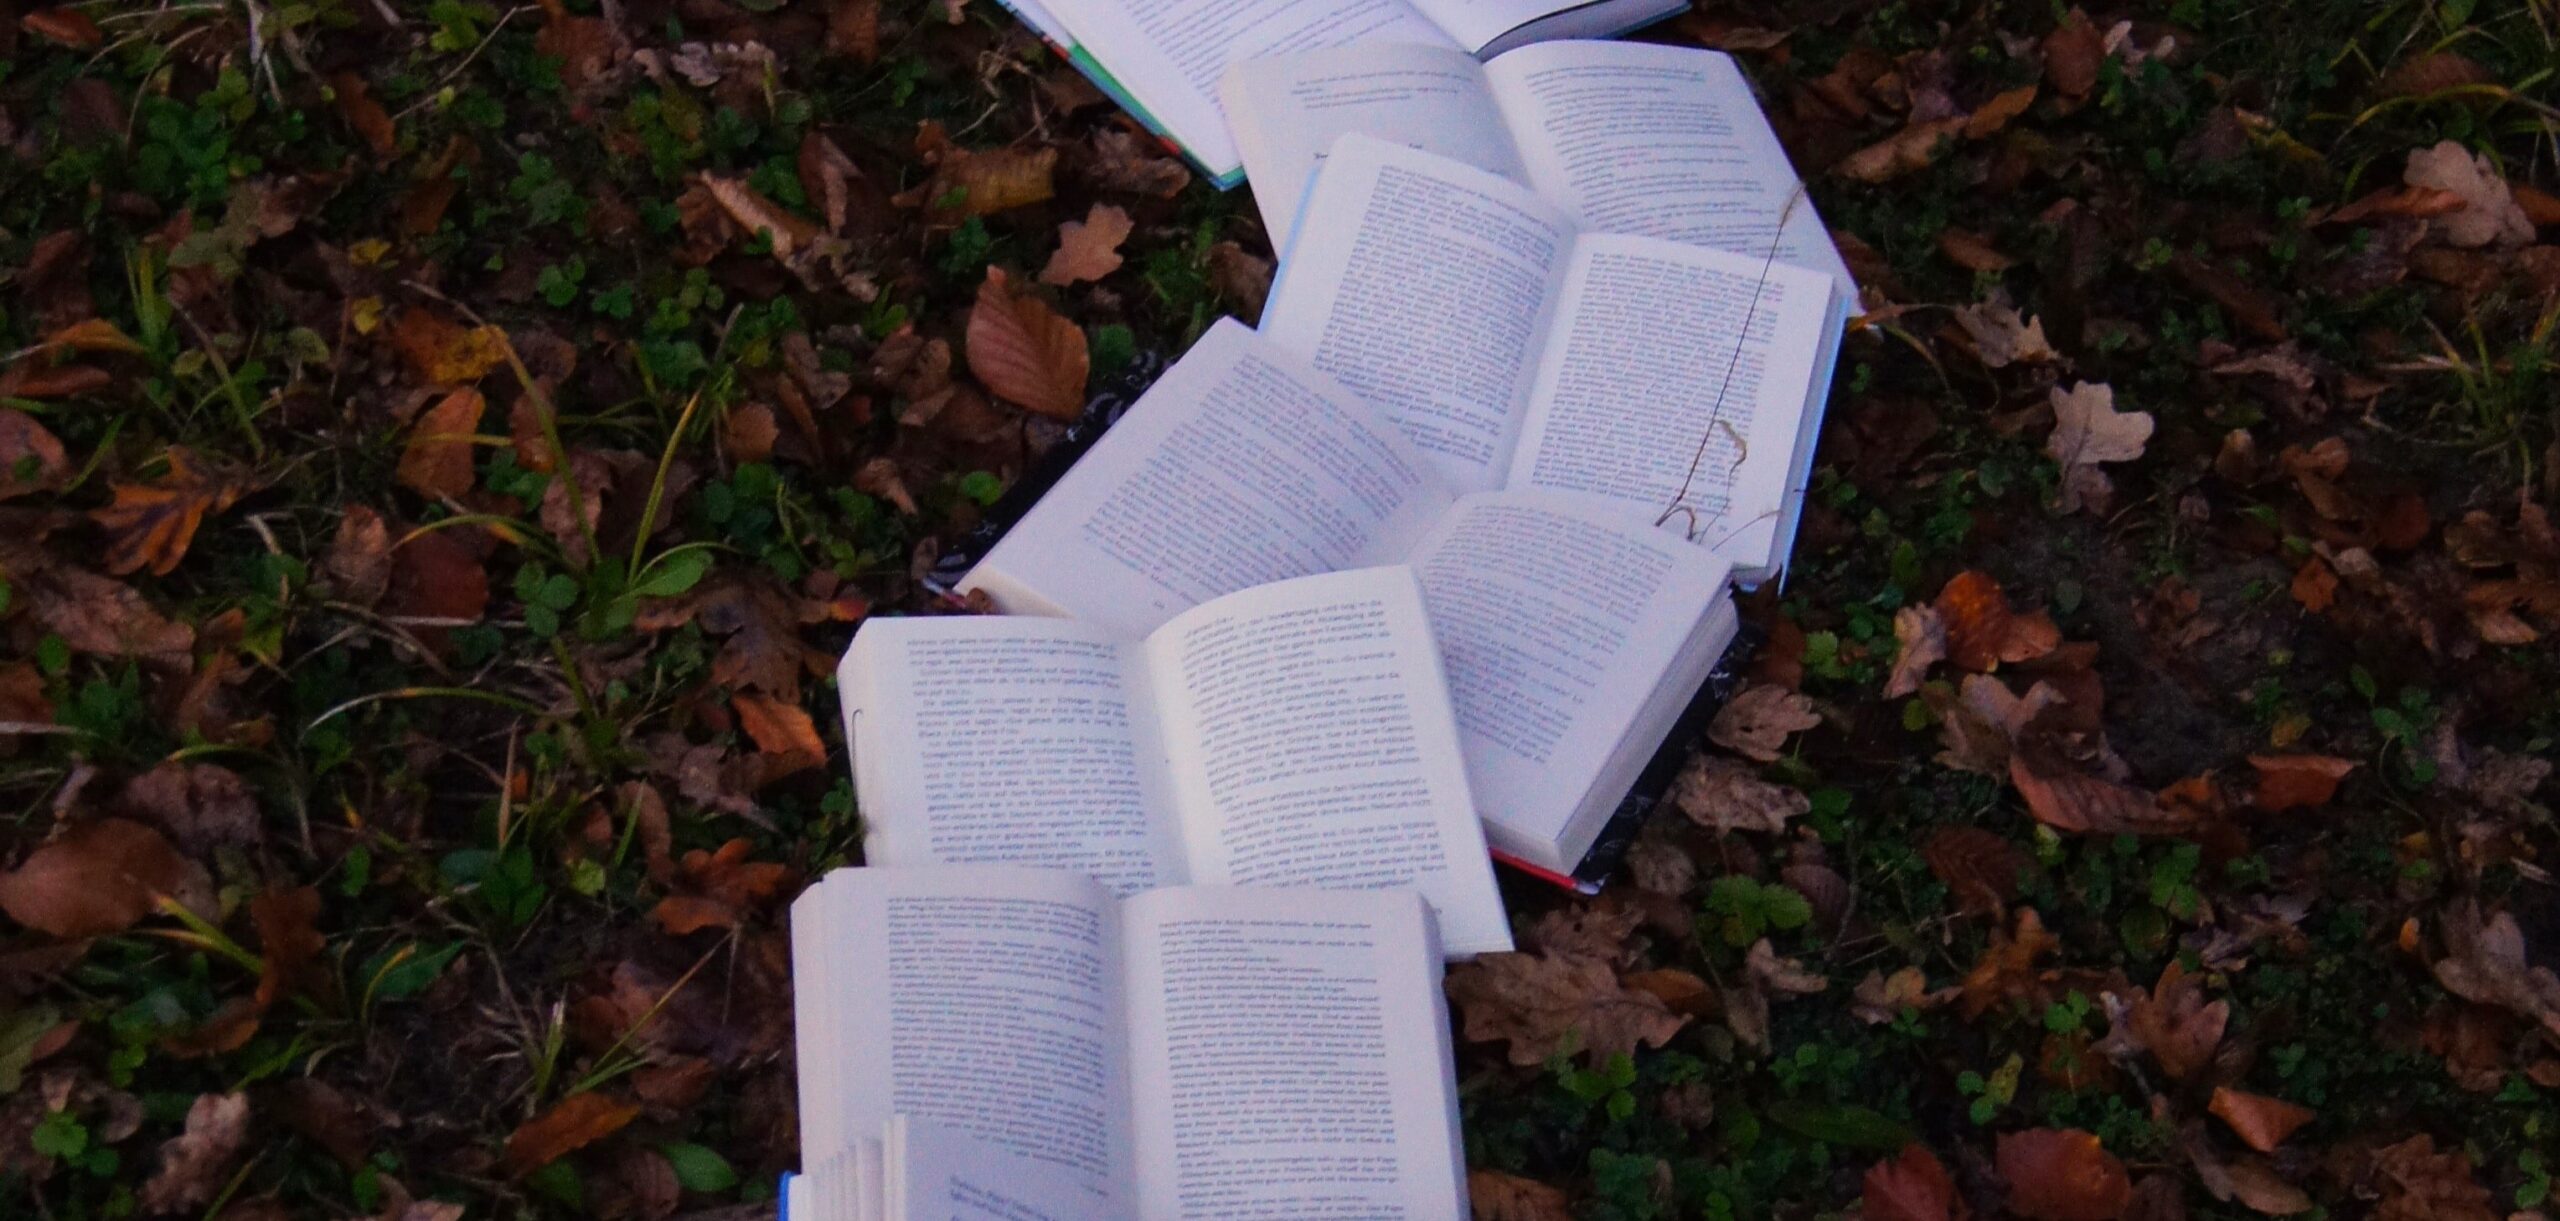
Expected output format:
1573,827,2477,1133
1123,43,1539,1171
91,447,249,576
42,317,145,355
0,362,113,399
501,1092,640,1177
966,266,1088,420
1963,85,2039,139
2119,961,2228,1080
1468,1169,1575,1221
649,895,740,936
1997,1128,2131,1221
1834,117,1966,183
387,307,509,386
0,408,70,501
930,146,1059,217
251,887,325,1010
1040,203,1134,286
733,691,824,779
1961,907,2059,1018
21,6,103,48
2247,754,2356,812
329,70,398,158
2289,557,2337,612
1866,1145,1968,1221
1934,571,2059,672
2208,1087,2315,1154
0,818,200,938
723,403,780,464
396,389,487,499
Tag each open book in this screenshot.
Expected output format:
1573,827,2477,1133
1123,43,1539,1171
838,564,1511,956
958,320,1740,876
991,0,1682,185
789,867,1472,1219
1257,133,1848,578
1222,40,1859,304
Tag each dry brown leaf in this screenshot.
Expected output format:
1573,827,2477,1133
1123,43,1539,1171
1955,301,2057,368
2047,383,2152,515
826,0,881,61
91,448,249,577
1209,240,1276,320
396,389,486,500
1708,685,1821,762
1961,907,2059,1018
1835,117,1966,183
2377,51,2493,99
2206,1155,2313,1216
1998,1128,2131,1221
1040,203,1135,286
2044,9,2105,98
329,70,397,158
2404,140,2534,249
1469,1169,1575,1221
1964,85,2039,139
0,818,205,938
700,173,823,262
501,1091,641,1177
1923,824,2030,915
1884,604,1947,697
387,308,509,386
967,266,1088,420
931,145,1060,216
798,132,863,235
0,361,112,400
2208,1087,2315,1153
327,505,393,606
733,691,824,782
41,317,145,355
1674,756,1809,834
2104,961,2227,1079
118,761,261,855
139,1093,252,1213
0,409,70,501
1851,967,1959,1025
2289,556,2338,612
2429,902,2560,1040
1866,1144,1969,1221
2370,1133,2499,1221
1934,570,2061,672
1444,951,1689,1066
1937,227,2016,272
2246,754,2356,811
724,403,780,465
20,6,103,49
20,561,197,659
251,886,324,1010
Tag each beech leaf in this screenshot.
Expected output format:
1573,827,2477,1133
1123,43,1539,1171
502,1091,642,1177
1997,1128,2131,1221
1866,1145,1967,1221
396,388,487,500
0,818,206,939
91,447,250,577
2246,754,2356,811
967,266,1089,420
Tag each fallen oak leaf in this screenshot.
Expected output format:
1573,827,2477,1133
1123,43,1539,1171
1922,824,2031,915
139,1093,252,1214
2046,382,2152,514
2208,1087,2315,1153
1708,684,1821,762
395,388,487,500
1883,604,1946,697
386,307,510,386
1961,907,2059,1018
1865,1144,1969,1221
1040,203,1135,286
1954,299,2057,368
91,447,251,577
2100,961,2227,1080
1851,966,1960,1025
502,1091,641,1177
2429,901,2560,1040
2246,754,2356,811
966,266,1088,420
1444,950,1688,1066
1674,755,1809,834
2289,556,2338,612
1997,1128,2131,1221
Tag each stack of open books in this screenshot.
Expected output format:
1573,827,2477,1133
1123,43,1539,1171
785,27,1856,1221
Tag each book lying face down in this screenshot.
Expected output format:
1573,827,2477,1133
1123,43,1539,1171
953,319,1748,878
788,867,1473,1219
840,564,1513,956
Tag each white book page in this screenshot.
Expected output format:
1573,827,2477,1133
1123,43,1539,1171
1144,567,1511,956
1406,490,1731,865
1121,886,1468,1220
889,1117,1112,1221
1219,43,1527,250
1486,41,1858,306
839,618,1184,896
1052,0,1455,177
857,1138,884,1221
1259,136,1576,492
1405,0,1608,55
1512,233,1834,577
960,319,1452,638
814,867,1136,1211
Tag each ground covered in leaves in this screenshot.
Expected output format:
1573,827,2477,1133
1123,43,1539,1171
2,0,2557,1217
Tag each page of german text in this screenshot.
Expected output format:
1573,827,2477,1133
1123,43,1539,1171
889,1117,1111,1221
1146,567,1511,956
1122,886,1469,1220
962,319,1451,638
1511,233,1833,575
840,618,1184,895
1404,490,1732,863
1219,43,1526,248
813,867,1136,1211
1260,135,1574,493
1488,41,1858,304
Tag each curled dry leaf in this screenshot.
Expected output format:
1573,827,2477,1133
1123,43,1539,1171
1674,756,1809,835
1040,203,1135,286
92,447,251,577
967,266,1089,420
1960,907,2059,1018
1468,1169,1575,1221
1707,685,1821,762
501,1091,642,1177
1851,966,1959,1025
20,6,104,49
1997,1128,2131,1221
733,691,825,782
0,818,207,939
395,389,487,500
1954,300,2057,368
2208,1087,2315,1153
327,505,394,606
2369,1133,2499,1221
1884,603,1947,697
2011,755,2196,837
2043,9,2105,98
1835,117,1966,184
139,1092,252,1214
1934,570,2061,672
2403,140,2534,249
1964,85,2039,139
387,307,510,386
1865,1144,1969,1221
1444,950,1689,1066
2246,754,2356,811
118,760,262,855
724,403,781,465
700,173,822,262
329,70,398,158
0,409,70,501
926,144,1059,216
